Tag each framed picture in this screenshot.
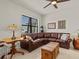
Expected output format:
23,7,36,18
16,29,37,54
48,22,56,29
58,20,66,29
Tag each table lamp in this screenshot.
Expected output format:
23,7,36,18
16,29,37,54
8,24,17,40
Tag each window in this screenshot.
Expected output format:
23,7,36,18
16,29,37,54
21,15,38,33
58,20,66,29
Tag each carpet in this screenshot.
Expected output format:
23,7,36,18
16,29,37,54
7,47,79,59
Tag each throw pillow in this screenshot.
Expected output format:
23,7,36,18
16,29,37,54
26,35,33,42
61,34,68,41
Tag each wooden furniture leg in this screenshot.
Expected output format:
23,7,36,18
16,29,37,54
9,42,24,59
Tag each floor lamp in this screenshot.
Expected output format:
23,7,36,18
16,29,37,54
8,24,17,40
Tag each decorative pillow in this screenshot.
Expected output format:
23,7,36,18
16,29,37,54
61,34,68,41
26,35,33,42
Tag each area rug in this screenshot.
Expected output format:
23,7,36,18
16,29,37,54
8,47,79,59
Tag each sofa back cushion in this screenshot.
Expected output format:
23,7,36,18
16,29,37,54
38,33,44,38
44,33,51,38
50,33,58,39
30,33,38,40
58,33,62,39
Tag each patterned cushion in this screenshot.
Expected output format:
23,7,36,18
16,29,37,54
26,35,34,42
61,34,68,41
26,33,38,40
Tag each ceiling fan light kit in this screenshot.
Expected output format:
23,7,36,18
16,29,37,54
51,1,57,5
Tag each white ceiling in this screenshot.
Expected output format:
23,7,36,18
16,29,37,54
9,0,76,15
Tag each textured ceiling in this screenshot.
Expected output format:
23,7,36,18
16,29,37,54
9,0,75,15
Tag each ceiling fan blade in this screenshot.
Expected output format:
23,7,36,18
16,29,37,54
43,2,51,8
57,0,70,3
53,4,58,8
44,0,70,9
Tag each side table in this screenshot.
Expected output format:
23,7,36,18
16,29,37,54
0,37,24,59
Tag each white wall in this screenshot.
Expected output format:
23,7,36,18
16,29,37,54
0,0,79,39
43,0,79,38
0,0,41,39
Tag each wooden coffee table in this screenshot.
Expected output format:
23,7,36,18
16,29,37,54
41,42,59,59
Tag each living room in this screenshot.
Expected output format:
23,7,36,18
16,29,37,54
0,0,79,59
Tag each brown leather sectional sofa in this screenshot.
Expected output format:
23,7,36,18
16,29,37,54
20,32,71,52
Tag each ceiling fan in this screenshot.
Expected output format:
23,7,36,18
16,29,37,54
43,0,70,9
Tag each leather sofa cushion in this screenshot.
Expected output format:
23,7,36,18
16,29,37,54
48,38,56,42
38,33,44,38
44,33,51,38
58,33,62,39
51,33,58,39
38,38,48,40
33,39,42,42
56,39,66,42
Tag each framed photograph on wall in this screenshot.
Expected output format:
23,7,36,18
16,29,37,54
58,20,66,29
48,22,56,29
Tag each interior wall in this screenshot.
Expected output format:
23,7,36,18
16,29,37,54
0,0,41,39
43,0,79,38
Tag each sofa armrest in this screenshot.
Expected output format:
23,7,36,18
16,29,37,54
60,33,71,42
59,33,71,49
65,33,72,43
64,38,72,49
67,38,72,42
